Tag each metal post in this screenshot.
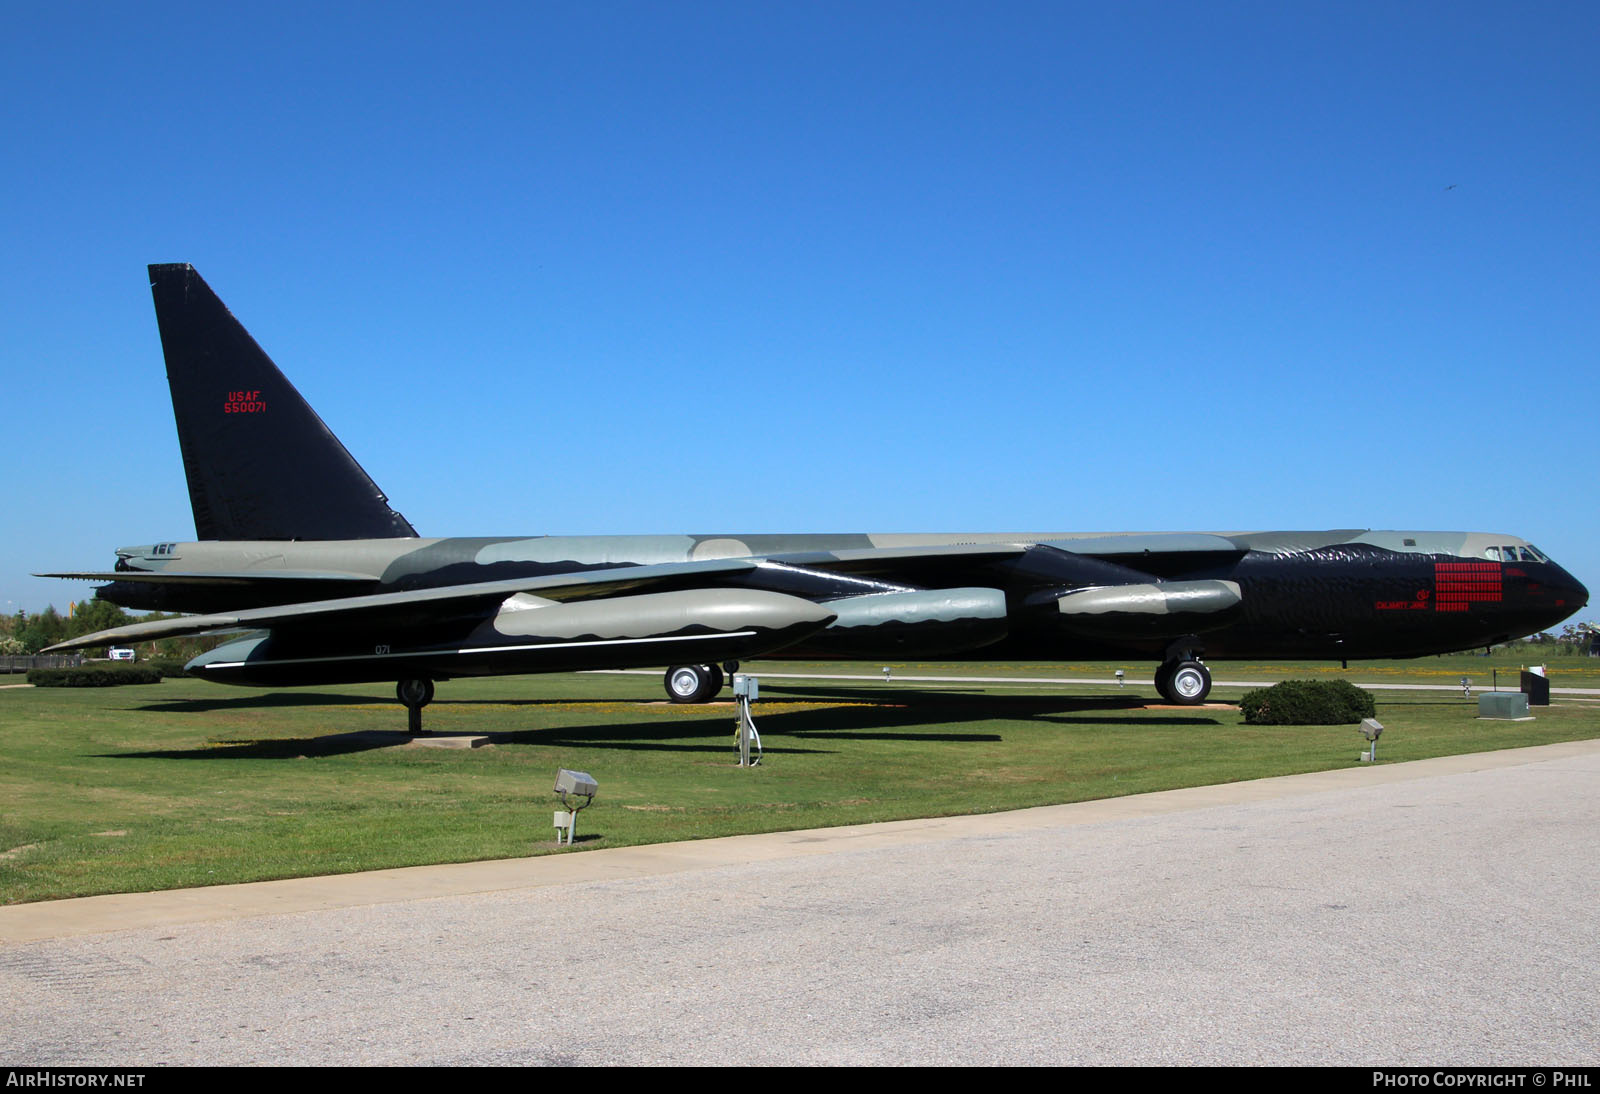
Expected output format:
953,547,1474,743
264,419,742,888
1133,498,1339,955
733,674,761,767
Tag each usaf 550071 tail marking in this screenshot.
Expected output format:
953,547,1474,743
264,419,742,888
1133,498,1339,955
44,265,1589,729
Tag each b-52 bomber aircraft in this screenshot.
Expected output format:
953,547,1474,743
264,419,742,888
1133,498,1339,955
46,265,1589,730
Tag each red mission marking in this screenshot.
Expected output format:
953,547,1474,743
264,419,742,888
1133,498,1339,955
1381,561,1505,612
1432,561,1501,612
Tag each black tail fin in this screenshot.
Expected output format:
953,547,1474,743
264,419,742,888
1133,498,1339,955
148,264,417,541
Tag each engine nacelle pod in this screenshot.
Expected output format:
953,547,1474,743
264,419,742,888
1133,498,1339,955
1040,579,1243,640
786,587,1009,657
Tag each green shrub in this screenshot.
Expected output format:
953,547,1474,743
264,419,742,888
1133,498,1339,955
27,664,163,687
1238,679,1376,725
144,658,192,678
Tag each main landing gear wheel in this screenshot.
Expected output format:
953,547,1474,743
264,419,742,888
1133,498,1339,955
1156,660,1211,705
397,677,435,735
1153,661,1174,698
665,664,722,704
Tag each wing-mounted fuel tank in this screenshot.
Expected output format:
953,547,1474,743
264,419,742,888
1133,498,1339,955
781,587,1010,657
1031,580,1244,641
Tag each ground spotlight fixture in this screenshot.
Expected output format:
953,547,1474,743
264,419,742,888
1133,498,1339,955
1358,718,1383,763
553,769,597,846
1115,669,1125,688
1460,676,1471,698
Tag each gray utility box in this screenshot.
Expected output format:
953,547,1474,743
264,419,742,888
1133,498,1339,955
1478,692,1533,720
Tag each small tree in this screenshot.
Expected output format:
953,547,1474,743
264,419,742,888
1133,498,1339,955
67,599,132,640
16,606,67,654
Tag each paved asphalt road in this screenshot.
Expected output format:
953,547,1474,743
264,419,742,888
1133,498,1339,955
2,741,1597,1066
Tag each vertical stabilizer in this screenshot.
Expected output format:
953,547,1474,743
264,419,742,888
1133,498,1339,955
149,264,418,540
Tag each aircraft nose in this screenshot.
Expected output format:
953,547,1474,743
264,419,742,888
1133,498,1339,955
1521,560,1589,626
1564,571,1589,613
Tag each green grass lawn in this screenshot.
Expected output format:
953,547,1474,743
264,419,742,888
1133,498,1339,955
2,655,1596,904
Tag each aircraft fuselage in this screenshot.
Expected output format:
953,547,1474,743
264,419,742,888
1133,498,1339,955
97,528,1588,686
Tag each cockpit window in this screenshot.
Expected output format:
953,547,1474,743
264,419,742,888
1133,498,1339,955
1484,544,1548,563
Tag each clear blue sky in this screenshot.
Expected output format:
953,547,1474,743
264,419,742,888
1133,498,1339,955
3,1,1596,625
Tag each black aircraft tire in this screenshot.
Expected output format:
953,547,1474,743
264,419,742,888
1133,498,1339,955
1168,661,1211,705
704,664,725,695
1153,662,1175,702
665,664,715,704
397,677,434,708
